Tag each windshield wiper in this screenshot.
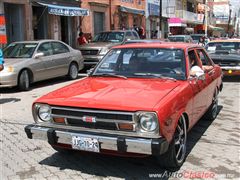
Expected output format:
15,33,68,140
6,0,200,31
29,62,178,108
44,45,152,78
91,73,127,79
133,73,177,81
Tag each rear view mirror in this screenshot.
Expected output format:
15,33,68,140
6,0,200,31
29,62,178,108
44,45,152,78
34,52,44,59
87,68,94,76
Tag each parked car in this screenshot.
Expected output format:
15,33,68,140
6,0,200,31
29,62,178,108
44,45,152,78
168,35,194,43
0,40,84,90
25,43,222,169
78,30,140,68
205,39,240,76
190,34,205,43
123,39,162,44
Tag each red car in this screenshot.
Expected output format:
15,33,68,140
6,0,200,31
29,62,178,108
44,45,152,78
25,43,222,169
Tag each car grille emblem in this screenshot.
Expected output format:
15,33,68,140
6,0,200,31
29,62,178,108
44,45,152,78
82,116,96,123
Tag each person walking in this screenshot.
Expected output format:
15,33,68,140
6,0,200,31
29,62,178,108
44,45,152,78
77,32,88,46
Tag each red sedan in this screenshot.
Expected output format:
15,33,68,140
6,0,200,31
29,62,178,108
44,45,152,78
25,43,222,169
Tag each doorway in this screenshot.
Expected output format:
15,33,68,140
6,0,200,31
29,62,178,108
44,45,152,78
32,5,48,40
94,12,104,36
61,16,73,46
4,3,24,43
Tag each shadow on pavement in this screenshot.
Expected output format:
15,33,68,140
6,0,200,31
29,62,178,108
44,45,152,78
222,76,239,83
186,105,223,157
0,97,21,104
40,151,169,180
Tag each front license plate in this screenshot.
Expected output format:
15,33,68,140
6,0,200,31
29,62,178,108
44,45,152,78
72,136,100,152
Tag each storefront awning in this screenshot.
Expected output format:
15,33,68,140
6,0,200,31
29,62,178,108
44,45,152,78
168,18,187,27
38,2,89,16
209,25,224,31
119,6,145,16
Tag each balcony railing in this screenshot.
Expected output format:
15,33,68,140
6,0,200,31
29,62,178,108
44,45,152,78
176,10,204,24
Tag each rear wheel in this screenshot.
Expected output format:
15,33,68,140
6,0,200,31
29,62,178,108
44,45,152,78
18,70,30,91
68,63,78,80
203,90,218,121
157,115,187,170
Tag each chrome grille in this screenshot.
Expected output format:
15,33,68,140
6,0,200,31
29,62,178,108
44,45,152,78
80,49,99,55
51,106,135,131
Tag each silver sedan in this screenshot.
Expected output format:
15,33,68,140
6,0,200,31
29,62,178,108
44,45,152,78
0,40,84,91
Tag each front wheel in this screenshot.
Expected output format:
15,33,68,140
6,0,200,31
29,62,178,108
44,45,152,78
68,63,78,80
157,115,187,170
18,70,30,91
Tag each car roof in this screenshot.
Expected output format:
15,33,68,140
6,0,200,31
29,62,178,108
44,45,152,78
125,39,162,43
113,42,201,49
9,39,65,44
208,39,240,43
169,35,191,37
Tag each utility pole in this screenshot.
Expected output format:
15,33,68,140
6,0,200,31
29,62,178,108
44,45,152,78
204,0,208,37
159,0,162,38
227,8,232,37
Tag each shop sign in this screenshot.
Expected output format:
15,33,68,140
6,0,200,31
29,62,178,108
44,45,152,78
0,14,7,44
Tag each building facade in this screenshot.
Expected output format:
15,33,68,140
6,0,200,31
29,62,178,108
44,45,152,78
0,0,89,48
80,0,146,38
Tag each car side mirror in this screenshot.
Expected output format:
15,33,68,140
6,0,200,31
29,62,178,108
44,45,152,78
34,52,44,59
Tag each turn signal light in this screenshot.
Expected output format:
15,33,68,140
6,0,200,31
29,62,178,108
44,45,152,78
53,117,65,124
118,123,133,131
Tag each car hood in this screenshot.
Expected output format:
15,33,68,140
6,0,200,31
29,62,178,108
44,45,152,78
3,58,29,66
79,42,121,49
208,53,240,61
36,77,180,112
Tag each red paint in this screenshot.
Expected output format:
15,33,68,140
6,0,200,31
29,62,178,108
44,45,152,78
35,43,223,143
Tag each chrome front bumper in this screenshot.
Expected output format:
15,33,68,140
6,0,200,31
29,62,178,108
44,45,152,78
25,124,169,155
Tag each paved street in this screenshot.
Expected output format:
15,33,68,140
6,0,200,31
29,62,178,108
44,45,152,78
0,75,239,180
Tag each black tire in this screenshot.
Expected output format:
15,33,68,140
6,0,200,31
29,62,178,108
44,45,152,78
203,90,218,121
68,63,78,80
157,115,187,170
18,70,30,91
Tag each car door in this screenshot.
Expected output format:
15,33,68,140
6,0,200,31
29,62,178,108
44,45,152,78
196,48,217,108
31,42,54,81
50,41,71,77
188,49,208,123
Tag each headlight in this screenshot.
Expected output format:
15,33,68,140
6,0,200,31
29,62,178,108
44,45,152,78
33,104,52,122
7,66,14,72
138,112,158,132
99,47,109,55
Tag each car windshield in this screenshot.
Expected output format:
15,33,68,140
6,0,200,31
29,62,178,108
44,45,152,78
168,36,185,42
191,35,203,41
205,42,240,54
92,32,125,43
4,43,38,58
93,48,186,80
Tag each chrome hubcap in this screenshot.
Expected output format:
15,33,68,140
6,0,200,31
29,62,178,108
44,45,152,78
174,115,187,163
70,65,78,78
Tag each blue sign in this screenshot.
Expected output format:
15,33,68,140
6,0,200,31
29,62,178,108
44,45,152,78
38,2,89,16
148,3,159,16
0,48,3,65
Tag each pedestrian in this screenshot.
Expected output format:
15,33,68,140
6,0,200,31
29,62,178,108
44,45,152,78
77,32,88,46
0,48,4,71
198,36,205,46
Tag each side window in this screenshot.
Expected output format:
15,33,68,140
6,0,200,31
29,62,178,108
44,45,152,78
37,42,53,56
188,50,199,69
196,49,212,66
132,31,139,39
52,42,70,54
126,31,134,40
